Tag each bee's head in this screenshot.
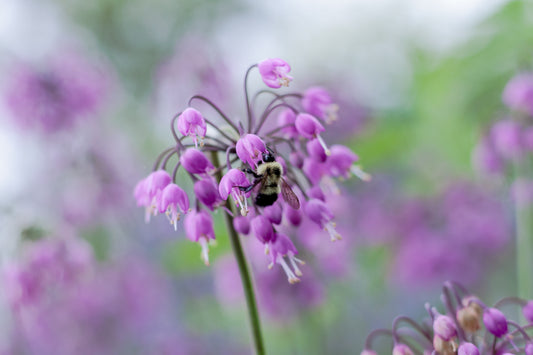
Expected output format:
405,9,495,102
262,151,276,163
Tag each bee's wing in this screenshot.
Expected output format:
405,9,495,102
281,178,300,210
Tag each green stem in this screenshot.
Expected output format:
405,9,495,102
211,152,266,355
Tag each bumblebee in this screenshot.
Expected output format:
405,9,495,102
239,151,300,209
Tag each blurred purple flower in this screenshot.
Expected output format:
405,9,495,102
4,52,108,133
502,72,533,115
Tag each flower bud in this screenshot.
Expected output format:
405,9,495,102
233,216,251,235
251,215,275,244
194,178,222,210
458,342,479,355
483,307,508,337
433,315,457,341
433,335,456,355
392,343,413,355
180,149,214,174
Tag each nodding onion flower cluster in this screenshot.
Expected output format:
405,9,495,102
134,58,369,283
362,281,533,355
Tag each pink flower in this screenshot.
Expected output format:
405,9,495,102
263,203,282,225
159,183,190,230
193,177,223,210
306,139,328,163
458,343,480,355
177,108,207,148
304,198,341,241
491,119,523,159
184,210,216,265
233,216,251,235
258,58,293,88
251,215,275,245
180,149,214,175
134,170,172,222
219,169,251,216
327,145,371,181
295,113,330,155
236,134,267,168
302,86,338,123
269,233,305,284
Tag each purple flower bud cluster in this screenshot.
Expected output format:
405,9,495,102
134,58,369,282
4,52,109,133
362,281,533,355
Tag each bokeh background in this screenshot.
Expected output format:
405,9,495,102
1,0,532,354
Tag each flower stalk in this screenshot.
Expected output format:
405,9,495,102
213,151,266,355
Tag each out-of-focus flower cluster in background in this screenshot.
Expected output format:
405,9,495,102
1,0,533,354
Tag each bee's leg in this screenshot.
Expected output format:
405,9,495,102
237,179,261,193
242,168,261,178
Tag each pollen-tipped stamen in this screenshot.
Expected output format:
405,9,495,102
316,134,331,156
278,257,300,284
351,165,372,181
325,222,342,241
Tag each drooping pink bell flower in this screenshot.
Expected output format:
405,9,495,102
251,215,275,248
327,145,371,181
295,113,330,155
233,216,251,235
304,198,341,241
302,86,339,123
159,183,190,230
134,170,172,222
269,233,305,284
284,205,302,226
307,138,328,163
180,149,214,175
483,307,508,337
289,151,304,169
219,168,251,216
193,177,222,211
184,210,216,265
257,58,293,89
236,134,267,168
472,136,504,174
277,109,299,138
177,108,207,148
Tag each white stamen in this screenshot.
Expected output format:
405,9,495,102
278,257,300,284
264,244,270,255
198,237,210,266
289,255,304,277
350,165,372,182
316,134,331,156
321,176,340,195
325,222,342,242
